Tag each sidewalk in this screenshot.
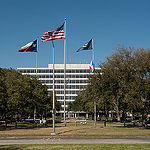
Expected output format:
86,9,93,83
1,136,150,145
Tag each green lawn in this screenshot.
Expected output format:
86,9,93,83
1,125,150,137
0,121,150,137
0,144,150,150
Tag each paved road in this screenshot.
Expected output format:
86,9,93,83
0,136,150,145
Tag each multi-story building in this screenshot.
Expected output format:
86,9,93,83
18,64,93,117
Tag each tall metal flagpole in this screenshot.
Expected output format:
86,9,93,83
92,39,94,67
34,38,38,121
92,39,96,127
36,38,38,76
64,18,66,126
52,40,56,135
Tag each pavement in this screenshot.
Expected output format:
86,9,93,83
0,136,150,145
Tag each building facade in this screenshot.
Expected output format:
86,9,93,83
18,64,92,115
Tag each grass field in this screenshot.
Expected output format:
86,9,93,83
1,122,150,149
0,144,150,150
0,125,150,137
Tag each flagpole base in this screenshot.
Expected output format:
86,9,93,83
51,132,56,135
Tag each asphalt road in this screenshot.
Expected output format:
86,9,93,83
0,136,150,145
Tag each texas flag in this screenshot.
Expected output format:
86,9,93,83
90,60,94,72
19,40,37,52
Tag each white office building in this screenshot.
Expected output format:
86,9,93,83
18,64,93,116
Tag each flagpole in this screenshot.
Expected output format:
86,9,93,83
52,40,56,135
34,38,38,121
92,38,96,127
36,38,38,76
92,39,94,68
64,18,66,126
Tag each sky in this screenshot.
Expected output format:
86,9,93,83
1,0,150,69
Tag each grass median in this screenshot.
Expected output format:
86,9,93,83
0,144,150,150
0,123,150,137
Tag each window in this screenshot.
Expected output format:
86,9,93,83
80,80,86,83
72,70,75,73
71,85,75,89
30,69,35,73
56,91,64,94
66,75,71,78
41,70,45,73
57,96,64,100
38,70,42,73
26,70,30,73
71,80,75,83
76,70,79,73
80,85,86,89
65,96,69,99
79,70,83,73
55,70,60,73
60,70,64,73
55,75,60,78
41,80,45,84
47,85,53,89
45,80,49,83
76,75,80,78
46,69,50,73
67,85,71,89
71,96,75,100
76,85,80,89
72,75,75,78
46,75,49,78
41,75,45,78
60,80,64,83
71,91,75,94
76,80,79,83
23,70,27,73
76,91,79,94
55,80,60,83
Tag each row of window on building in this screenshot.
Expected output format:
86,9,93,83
20,69,90,74
40,80,88,84
57,96,76,100
59,101,72,105
54,90,79,95
29,75,88,79
47,85,86,89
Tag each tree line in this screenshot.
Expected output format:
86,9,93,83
69,46,150,123
0,68,61,126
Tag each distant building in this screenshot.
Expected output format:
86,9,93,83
18,64,98,117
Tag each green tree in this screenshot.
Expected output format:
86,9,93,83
0,68,61,126
71,46,150,123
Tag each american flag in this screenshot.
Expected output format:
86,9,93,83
41,23,66,42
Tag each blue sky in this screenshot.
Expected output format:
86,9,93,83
0,0,150,69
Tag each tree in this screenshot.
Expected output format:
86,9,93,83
71,46,150,123
68,90,85,112
0,69,8,125
0,68,60,126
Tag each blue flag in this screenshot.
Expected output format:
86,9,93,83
77,39,93,52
